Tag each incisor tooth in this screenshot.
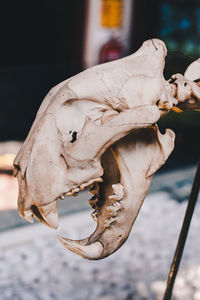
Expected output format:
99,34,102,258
24,210,34,223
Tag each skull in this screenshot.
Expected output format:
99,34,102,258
13,39,199,260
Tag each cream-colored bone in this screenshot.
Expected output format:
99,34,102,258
58,127,175,260
13,39,200,260
185,59,200,81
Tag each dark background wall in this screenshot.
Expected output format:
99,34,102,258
0,0,86,140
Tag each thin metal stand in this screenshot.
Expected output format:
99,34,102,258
163,160,200,300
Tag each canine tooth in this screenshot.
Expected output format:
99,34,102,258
57,237,104,260
60,195,65,200
43,211,59,229
38,201,59,229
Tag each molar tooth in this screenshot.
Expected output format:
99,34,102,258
104,217,116,228
107,204,120,217
81,178,103,191
65,186,80,196
65,191,73,196
72,187,80,195
109,195,118,201
80,183,87,190
114,202,121,208
109,183,124,201
64,187,71,196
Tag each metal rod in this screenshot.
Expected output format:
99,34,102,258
163,160,200,300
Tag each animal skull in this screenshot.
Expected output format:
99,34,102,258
14,39,200,260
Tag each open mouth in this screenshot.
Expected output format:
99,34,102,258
19,125,175,260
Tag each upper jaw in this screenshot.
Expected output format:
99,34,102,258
20,176,104,229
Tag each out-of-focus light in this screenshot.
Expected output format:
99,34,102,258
0,154,15,170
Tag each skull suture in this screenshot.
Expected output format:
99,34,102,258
14,39,200,260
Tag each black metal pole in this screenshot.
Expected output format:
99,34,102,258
163,160,200,300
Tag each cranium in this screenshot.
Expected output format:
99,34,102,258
14,39,200,260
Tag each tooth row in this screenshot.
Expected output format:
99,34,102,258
65,187,80,196
80,177,103,191
109,183,124,201
63,178,102,197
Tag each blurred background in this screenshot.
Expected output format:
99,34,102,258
0,1,200,299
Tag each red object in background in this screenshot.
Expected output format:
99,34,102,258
99,38,124,64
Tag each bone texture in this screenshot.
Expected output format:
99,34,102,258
14,39,200,259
